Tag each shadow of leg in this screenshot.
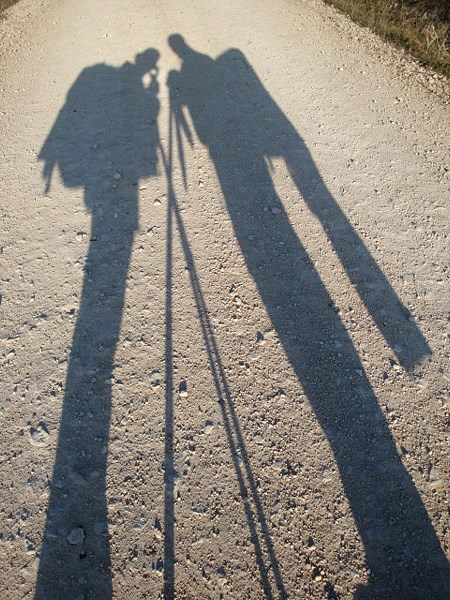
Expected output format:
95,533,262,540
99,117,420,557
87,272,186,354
35,208,134,600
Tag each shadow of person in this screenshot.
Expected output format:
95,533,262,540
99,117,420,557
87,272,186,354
167,35,450,598
35,49,160,600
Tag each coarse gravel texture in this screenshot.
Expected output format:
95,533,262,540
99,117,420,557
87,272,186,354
0,0,449,599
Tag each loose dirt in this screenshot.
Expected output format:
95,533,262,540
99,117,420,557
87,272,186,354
1,0,449,598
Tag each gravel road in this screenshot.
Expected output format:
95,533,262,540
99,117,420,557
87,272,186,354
1,0,449,598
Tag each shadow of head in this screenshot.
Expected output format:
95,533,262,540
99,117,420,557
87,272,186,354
135,48,160,75
168,34,192,59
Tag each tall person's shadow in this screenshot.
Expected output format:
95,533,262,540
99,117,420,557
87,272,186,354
167,35,450,598
35,49,160,599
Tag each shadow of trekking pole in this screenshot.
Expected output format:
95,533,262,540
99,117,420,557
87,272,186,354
158,92,287,600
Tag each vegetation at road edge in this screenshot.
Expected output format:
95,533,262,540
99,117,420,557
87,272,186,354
324,0,450,77
2,0,449,77
0,0,19,18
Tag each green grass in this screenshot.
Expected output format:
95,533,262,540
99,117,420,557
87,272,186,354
324,0,450,77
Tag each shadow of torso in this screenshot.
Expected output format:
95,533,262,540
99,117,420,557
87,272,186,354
35,54,160,599
168,41,449,599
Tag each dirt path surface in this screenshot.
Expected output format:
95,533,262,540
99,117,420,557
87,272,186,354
1,0,449,598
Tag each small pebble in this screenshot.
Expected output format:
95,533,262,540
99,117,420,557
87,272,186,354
45,526,59,540
67,526,85,546
29,423,50,447
179,380,188,398
204,420,214,434
429,465,441,486
94,521,107,535
151,379,161,390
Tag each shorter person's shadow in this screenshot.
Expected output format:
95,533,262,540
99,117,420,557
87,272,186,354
167,35,450,599
35,50,160,599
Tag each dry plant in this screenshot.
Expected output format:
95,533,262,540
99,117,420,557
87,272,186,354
0,0,19,18
1,0,448,75
324,0,450,76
